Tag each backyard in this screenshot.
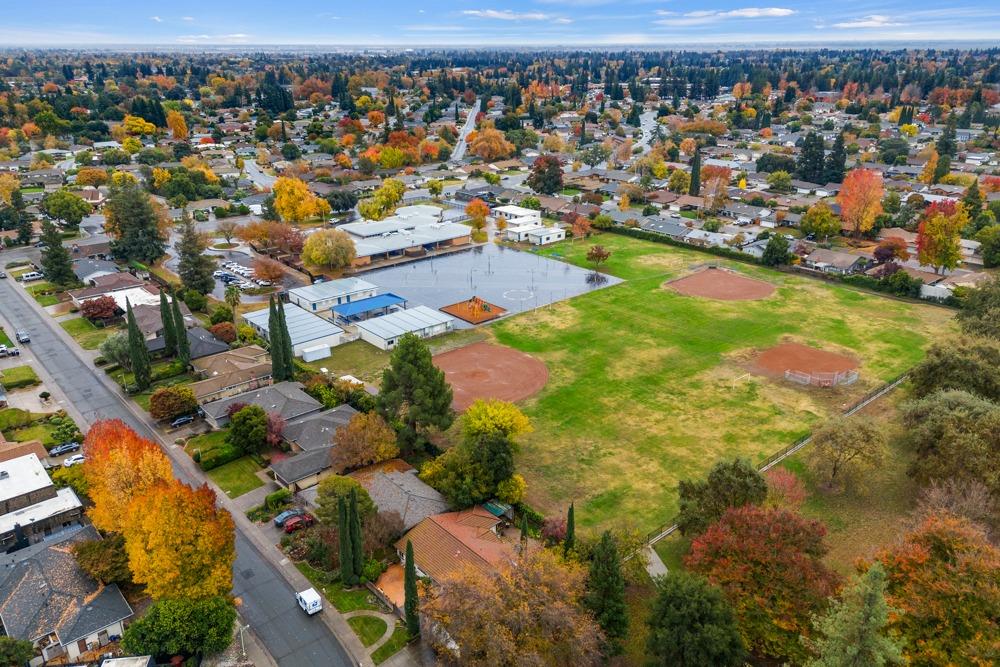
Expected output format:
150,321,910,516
489,233,955,535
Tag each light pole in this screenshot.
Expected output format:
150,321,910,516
238,623,250,660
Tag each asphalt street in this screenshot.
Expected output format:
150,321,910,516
0,274,355,667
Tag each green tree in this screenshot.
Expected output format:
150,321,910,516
126,299,151,390
801,201,841,241
227,404,268,454
159,290,176,357
404,539,420,636
376,333,454,453
171,293,190,367
40,220,77,286
908,336,1000,401
962,179,983,213
761,233,791,267
956,275,1000,339
767,170,793,193
121,596,236,657
797,132,826,183
224,285,241,325
823,132,847,184
585,531,628,655
73,534,132,586
42,190,91,228
275,296,295,379
338,496,355,585
316,474,377,524
525,155,563,194
0,637,34,667
176,211,215,294
677,458,767,536
976,225,1000,268
267,297,286,381
107,182,166,264
564,502,575,555
348,488,364,580
807,563,903,667
807,416,887,492
645,572,745,667
688,148,701,196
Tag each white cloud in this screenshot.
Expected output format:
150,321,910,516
402,24,466,31
181,16,194,22
176,33,251,43
150,16,162,22
831,15,903,29
462,9,552,20
656,7,795,26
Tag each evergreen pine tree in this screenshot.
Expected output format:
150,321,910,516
15,215,32,246
519,514,529,552
936,117,957,158
39,220,76,286
337,497,354,585
176,211,215,294
797,132,826,183
807,563,903,667
375,333,454,453
404,540,420,636
933,153,951,184
585,531,628,655
963,179,983,213
276,300,295,380
564,502,575,555
107,183,166,264
172,294,190,367
823,132,847,184
348,488,364,582
267,297,286,380
688,148,701,196
159,290,176,357
125,299,151,390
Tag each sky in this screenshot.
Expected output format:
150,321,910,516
2,1,999,47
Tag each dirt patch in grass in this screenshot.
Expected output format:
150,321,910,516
753,341,859,378
666,267,776,301
433,342,548,411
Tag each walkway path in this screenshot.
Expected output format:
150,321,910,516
643,545,669,578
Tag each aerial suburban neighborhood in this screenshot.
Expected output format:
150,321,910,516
0,5,998,666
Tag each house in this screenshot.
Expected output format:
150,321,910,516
132,300,194,339
67,273,145,306
0,454,83,549
71,258,118,284
189,345,273,404
243,303,345,361
0,525,133,664
271,447,336,492
287,278,378,315
803,248,869,275
395,506,522,583
640,217,691,241
350,459,449,530
201,381,323,429
283,404,357,452
356,306,454,351
146,326,229,360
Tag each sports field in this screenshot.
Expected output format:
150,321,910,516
491,234,955,535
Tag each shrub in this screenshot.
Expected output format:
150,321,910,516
149,385,198,421
208,322,237,343
265,488,292,510
151,360,187,382
0,408,35,431
361,558,386,583
210,305,234,325
198,442,244,471
183,289,207,312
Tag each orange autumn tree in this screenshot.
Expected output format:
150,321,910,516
124,480,235,600
469,123,515,161
166,110,188,140
837,168,884,238
82,419,174,534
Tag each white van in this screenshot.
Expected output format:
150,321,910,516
20,272,44,282
295,588,323,615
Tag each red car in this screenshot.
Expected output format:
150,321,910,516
284,513,315,533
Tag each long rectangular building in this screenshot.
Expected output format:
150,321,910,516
339,205,471,267
356,305,454,350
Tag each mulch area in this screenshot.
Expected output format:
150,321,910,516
440,296,508,324
433,341,548,412
666,267,776,301
753,341,859,377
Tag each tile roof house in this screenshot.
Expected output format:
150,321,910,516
395,506,522,583
202,381,322,429
0,525,133,664
350,460,449,530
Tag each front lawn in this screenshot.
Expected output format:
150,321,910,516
371,623,412,665
206,456,264,498
347,615,387,648
25,281,63,306
0,327,13,346
490,233,954,535
0,364,40,389
60,317,119,350
184,429,230,457
6,421,60,447
294,562,380,613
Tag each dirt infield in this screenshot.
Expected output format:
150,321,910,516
433,341,548,412
667,267,776,301
753,342,859,377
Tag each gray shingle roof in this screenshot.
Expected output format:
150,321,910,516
202,381,322,423
283,405,358,452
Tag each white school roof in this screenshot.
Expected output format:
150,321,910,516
288,278,376,304
243,303,344,347
356,306,453,340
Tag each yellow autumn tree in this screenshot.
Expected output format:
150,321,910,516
111,171,138,186
273,176,332,222
0,173,20,205
151,167,172,190
123,479,235,600
166,110,188,140
181,155,219,183
122,136,142,155
919,150,939,185
122,114,156,136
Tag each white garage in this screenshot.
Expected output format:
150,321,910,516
356,306,454,350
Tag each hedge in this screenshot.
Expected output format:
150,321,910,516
0,408,37,432
0,365,41,390
265,488,292,510
198,441,245,471
151,360,188,382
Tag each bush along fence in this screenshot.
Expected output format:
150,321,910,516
642,371,910,547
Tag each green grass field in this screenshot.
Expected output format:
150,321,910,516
60,317,119,350
26,281,62,306
0,327,13,347
490,233,954,535
207,456,264,498
348,615,388,647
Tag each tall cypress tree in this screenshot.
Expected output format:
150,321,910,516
404,540,419,636
159,290,176,357
125,299,151,390
267,297,287,381
276,300,295,380
348,488,364,583
564,502,575,556
172,294,190,367
688,148,701,196
585,531,629,655
338,497,354,585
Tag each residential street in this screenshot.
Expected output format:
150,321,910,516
0,272,364,667
449,99,481,162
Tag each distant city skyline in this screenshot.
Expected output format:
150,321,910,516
3,1,1000,47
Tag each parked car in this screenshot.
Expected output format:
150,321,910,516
49,442,81,457
283,514,315,533
15,331,30,343
0,271,6,278
212,270,226,278
19,272,43,282
295,588,323,615
273,508,307,528
4,347,19,356
170,414,195,428
62,454,86,467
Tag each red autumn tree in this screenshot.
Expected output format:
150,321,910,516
80,295,119,322
685,505,841,664
208,321,236,343
763,467,807,510
872,512,1000,665
82,419,174,534
873,236,911,264
837,168,884,238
